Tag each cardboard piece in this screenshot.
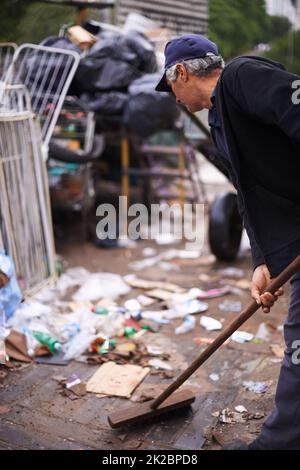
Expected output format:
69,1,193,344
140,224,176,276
145,289,174,300
68,25,96,49
5,330,32,363
86,361,150,398
125,278,184,293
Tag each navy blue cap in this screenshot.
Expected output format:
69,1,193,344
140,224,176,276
155,34,219,92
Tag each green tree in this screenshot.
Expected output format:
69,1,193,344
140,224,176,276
209,0,267,58
0,1,102,45
265,31,300,75
208,0,290,60
15,3,76,44
267,15,291,42
0,0,30,42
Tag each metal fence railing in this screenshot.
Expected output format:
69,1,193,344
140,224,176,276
0,85,56,295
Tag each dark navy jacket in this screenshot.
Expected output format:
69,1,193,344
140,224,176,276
213,56,300,277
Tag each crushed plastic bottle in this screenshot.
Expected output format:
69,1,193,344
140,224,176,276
33,331,62,354
175,315,196,335
63,331,97,361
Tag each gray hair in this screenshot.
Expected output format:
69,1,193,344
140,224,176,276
165,54,225,82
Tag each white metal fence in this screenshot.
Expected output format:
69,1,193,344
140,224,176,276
0,44,80,296
0,85,56,294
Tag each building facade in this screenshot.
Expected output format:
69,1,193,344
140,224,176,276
116,0,208,36
266,0,300,29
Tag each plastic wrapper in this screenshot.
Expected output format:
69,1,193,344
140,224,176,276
175,315,196,335
72,273,130,302
63,331,97,361
0,251,22,320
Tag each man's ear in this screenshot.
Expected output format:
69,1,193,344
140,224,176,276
176,63,188,82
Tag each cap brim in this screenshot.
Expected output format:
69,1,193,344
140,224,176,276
155,72,171,92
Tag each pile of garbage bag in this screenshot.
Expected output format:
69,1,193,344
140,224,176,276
37,28,178,137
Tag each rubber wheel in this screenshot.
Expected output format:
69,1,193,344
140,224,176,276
49,134,105,164
209,192,243,261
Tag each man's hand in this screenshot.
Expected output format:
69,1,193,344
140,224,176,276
251,264,284,313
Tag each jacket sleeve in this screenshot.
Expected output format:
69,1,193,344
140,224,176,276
224,59,300,145
236,191,265,270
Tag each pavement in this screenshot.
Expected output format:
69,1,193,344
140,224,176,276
0,155,289,450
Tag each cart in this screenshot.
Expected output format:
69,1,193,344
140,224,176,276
0,43,81,294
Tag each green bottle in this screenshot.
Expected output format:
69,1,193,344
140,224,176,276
33,331,62,354
95,306,109,315
124,326,137,338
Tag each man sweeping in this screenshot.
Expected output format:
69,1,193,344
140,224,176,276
155,34,300,450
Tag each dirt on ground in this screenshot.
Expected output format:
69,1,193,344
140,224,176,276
0,160,289,450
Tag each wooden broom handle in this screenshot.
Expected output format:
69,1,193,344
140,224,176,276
151,255,300,409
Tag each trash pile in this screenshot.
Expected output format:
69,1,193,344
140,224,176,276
39,25,178,137
213,406,266,424
1,266,229,366
0,248,286,413
0,258,285,367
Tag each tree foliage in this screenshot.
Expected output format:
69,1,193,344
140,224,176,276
0,1,99,44
209,0,291,59
265,30,300,75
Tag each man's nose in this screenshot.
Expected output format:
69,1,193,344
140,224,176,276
176,98,181,105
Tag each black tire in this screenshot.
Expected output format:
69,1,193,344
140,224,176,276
49,134,105,164
209,192,243,262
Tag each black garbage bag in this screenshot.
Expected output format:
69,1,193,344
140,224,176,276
123,74,179,138
79,91,128,115
89,30,157,72
123,31,157,74
74,35,142,93
75,56,140,93
88,34,138,64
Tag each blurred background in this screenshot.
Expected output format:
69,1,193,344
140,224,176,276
1,0,299,72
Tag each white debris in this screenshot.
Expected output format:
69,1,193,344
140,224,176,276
255,323,271,342
146,345,164,356
73,273,130,302
124,299,141,311
231,331,254,343
142,247,157,257
235,405,248,413
148,359,173,370
200,315,222,331
209,373,220,382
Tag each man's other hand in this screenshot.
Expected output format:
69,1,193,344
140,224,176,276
251,264,284,313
